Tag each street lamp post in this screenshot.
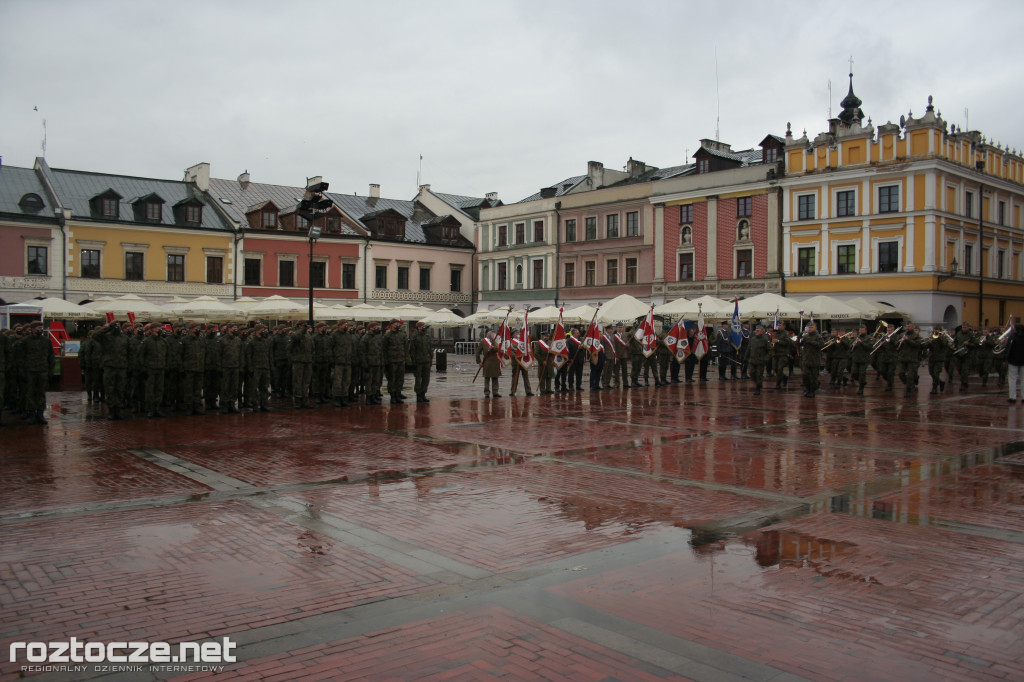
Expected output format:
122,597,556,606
298,180,331,326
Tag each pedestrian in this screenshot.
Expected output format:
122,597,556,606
1006,324,1024,404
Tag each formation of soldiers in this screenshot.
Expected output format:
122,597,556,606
32,318,434,423
0,321,55,424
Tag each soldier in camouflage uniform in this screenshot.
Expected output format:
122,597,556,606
849,325,872,395
141,322,168,418
164,325,184,411
272,325,291,398
408,321,433,402
313,322,331,403
328,321,354,407
772,324,792,390
203,324,221,410
94,321,129,420
23,321,54,424
382,320,408,404
896,323,923,398
747,324,770,395
218,323,243,413
289,323,314,408
534,332,554,394
181,323,206,415
364,323,384,405
247,324,274,411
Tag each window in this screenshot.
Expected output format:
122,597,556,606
584,261,596,286
797,247,815,276
278,260,294,287
497,225,507,247
397,266,409,290
836,244,856,274
625,258,638,283
185,204,202,223
698,158,709,174
244,258,261,286
310,261,326,288
606,214,619,238
206,256,223,284
262,210,277,229
965,192,974,218
565,219,577,242
606,259,618,285
515,264,523,286
146,202,161,221
449,268,461,292
375,265,387,289
737,197,752,218
736,249,752,279
125,252,144,281
837,190,856,217
679,205,693,224
19,193,44,212
81,249,101,278
878,242,899,273
678,253,693,281
327,216,341,232
626,211,639,236
764,146,778,164
533,220,544,242
419,267,431,291
797,194,815,220
295,215,309,231
532,260,543,289
515,223,525,245
102,198,118,218
964,244,974,276
342,263,356,289
167,254,185,282
879,185,900,213
27,246,47,275
564,262,575,287
497,262,507,290
999,201,1006,225
585,217,597,240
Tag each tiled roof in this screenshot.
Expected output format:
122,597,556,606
517,175,587,203
208,178,361,236
328,192,473,248
0,165,57,221
49,168,232,230
697,147,764,167
433,191,499,211
606,163,695,188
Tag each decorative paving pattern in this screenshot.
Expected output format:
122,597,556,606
172,605,692,681
551,512,1024,681
0,501,434,678
292,463,769,573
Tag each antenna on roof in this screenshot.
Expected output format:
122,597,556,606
827,79,832,119
714,48,720,141
416,154,423,190
34,106,46,157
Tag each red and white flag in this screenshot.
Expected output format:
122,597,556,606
583,318,602,359
105,311,115,324
497,318,513,367
127,311,136,328
664,317,689,362
551,308,569,369
516,312,534,370
634,306,657,358
693,310,710,359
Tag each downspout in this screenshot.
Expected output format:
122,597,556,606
233,225,242,301
554,201,561,307
363,236,370,304
58,209,69,300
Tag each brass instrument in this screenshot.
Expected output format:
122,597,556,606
994,325,1014,355
822,331,855,351
870,325,902,355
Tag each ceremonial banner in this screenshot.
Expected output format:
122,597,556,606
583,319,602,358
665,318,689,362
693,311,709,359
497,319,513,367
634,306,657,358
127,311,136,328
729,298,743,350
516,312,534,370
772,307,780,331
551,308,569,369
105,311,115,324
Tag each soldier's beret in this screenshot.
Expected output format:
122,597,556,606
28,320,44,328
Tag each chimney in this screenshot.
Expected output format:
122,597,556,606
184,162,210,191
626,157,647,178
485,192,498,203
237,170,250,188
418,183,431,193
539,187,557,199
699,139,731,153
369,183,380,198
587,161,604,188
306,175,323,189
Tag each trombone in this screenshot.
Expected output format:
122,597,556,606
870,325,902,355
821,331,855,351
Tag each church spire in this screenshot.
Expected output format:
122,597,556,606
837,63,864,125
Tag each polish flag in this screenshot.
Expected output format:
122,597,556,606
693,311,709,359
634,306,657,358
497,318,513,367
516,312,534,370
664,318,689,362
551,308,569,369
583,319,602,359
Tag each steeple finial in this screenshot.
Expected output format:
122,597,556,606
837,64,864,125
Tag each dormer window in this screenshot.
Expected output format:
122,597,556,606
18,193,45,213
146,202,162,221
262,210,277,228
698,158,710,174
103,198,119,217
327,216,341,233
186,205,201,223
90,189,124,220
764,147,778,164
173,198,204,225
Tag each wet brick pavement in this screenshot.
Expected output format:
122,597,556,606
1,356,1023,681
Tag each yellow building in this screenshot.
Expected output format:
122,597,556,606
36,160,236,304
780,75,1024,328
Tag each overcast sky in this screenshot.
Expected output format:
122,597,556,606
2,0,1022,205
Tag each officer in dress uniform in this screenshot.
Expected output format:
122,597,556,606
476,330,501,397
534,332,554,394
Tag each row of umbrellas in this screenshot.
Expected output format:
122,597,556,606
2,292,906,327
453,293,906,328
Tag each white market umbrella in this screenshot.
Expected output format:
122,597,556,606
419,308,469,328
166,295,246,323
232,296,261,311
735,293,803,320
594,294,650,324
246,295,308,321
562,304,599,325
390,304,434,321
524,305,564,324
8,297,103,320
654,295,731,319
795,295,863,321
344,303,395,322
462,306,525,326
86,293,167,322
844,297,909,320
